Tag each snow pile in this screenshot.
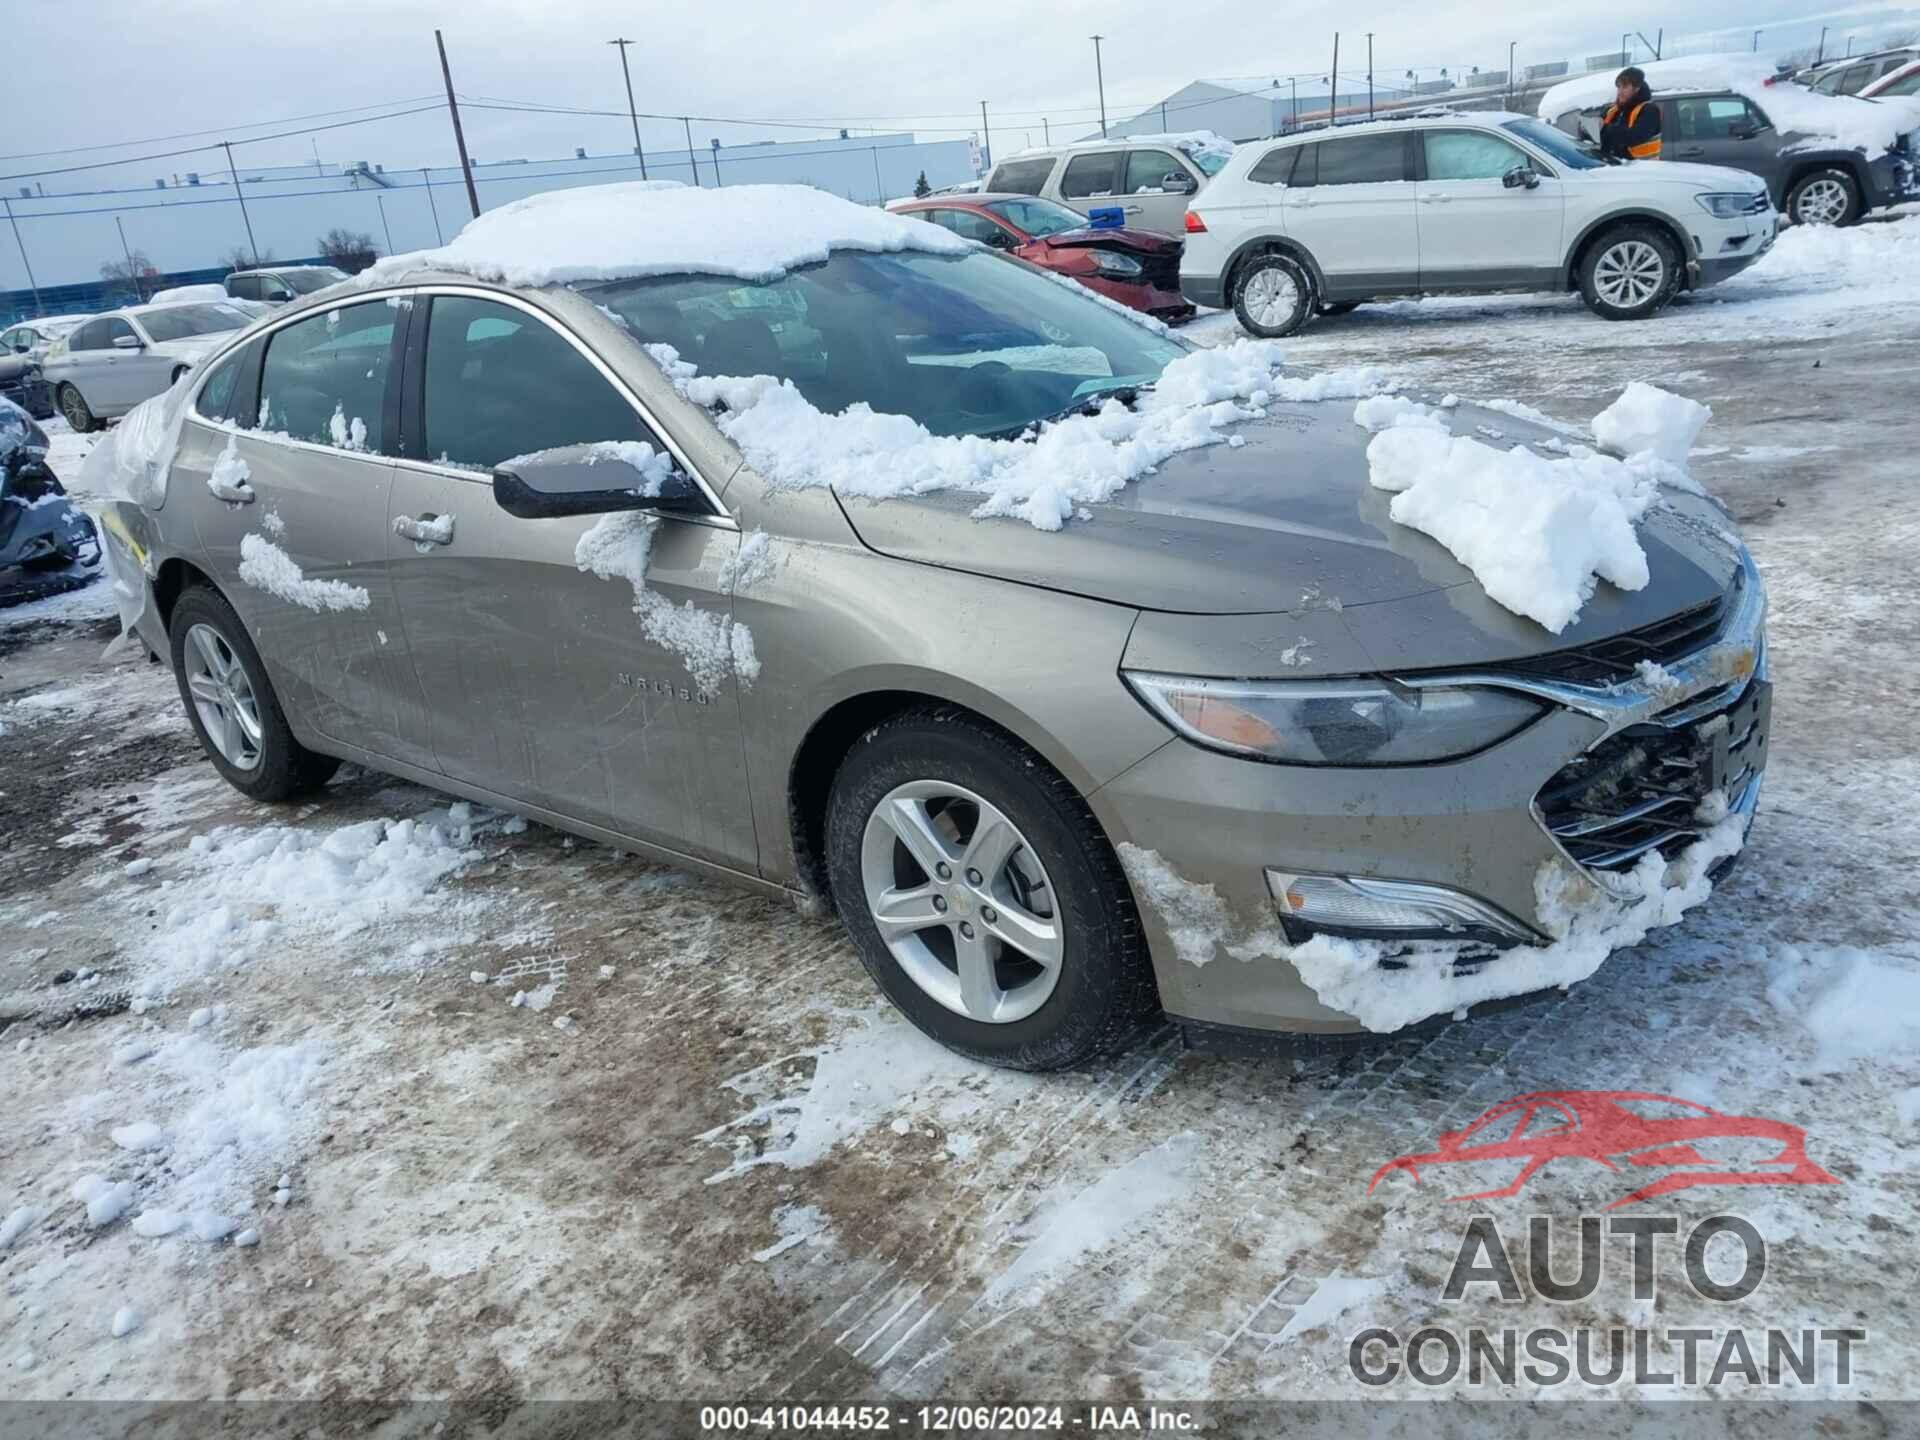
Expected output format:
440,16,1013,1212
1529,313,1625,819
574,511,759,696
1356,382,1712,633
1766,946,1920,1069
205,433,253,503
1592,382,1711,465
237,533,370,612
1118,843,1238,968
364,181,971,288
666,338,1392,531
1538,55,1920,157
1289,808,1749,1033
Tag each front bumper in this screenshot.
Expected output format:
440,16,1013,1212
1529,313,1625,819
1095,553,1770,1036
1077,273,1196,321
1692,208,1778,289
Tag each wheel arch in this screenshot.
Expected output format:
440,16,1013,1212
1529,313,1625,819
1783,155,1870,213
153,554,223,634
1564,210,1695,290
1222,234,1326,304
785,677,1105,905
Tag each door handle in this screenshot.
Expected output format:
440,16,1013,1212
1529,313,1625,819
1418,193,1451,204
1124,204,1143,213
393,513,454,546
207,475,254,504
1677,146,1706,157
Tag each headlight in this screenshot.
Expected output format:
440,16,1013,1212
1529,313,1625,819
1693,192,1757,218
1123,672,1545,766
1087,250,1144,277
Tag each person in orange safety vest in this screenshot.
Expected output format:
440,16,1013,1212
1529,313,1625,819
1599,67,1663,161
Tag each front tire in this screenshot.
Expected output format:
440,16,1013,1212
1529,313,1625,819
1787,167,1860,227
57,383,98,433
1578,223,1681,321
825,707,1157,1070
168,586,340,802
1232,252,1315,338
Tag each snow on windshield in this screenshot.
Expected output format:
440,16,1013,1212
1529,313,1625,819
362,181,972,288
1538,54,1920,156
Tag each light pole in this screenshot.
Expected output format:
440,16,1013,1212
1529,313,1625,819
1366,33,1374,118
979,101,992,172
608,39,649,179
374,193,393,255
1507,41,1517,108
1753,30,1762,53
434,29,481,220
421,168,443,245
220,139,260,267
3,196,43,317
1817,26,1828,63
1622,32,1630,64
682,117,700,186
1091,35,1108,136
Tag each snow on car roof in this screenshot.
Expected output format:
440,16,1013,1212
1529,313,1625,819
1009,130,1235,160
361,180,971,289
1538,53,1920,155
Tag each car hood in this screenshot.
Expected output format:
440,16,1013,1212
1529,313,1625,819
1574,160,1768,191
838,397,1743,666
1041,226,1182,255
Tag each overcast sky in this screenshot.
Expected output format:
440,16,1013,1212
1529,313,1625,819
8,0,1920,193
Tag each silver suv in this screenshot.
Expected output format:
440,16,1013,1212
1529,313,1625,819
101,230,1768,1067
224,265,350,304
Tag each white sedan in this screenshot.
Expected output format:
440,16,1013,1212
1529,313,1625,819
42,301,255,432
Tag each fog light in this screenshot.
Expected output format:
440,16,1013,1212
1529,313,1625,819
1264,870,1537,947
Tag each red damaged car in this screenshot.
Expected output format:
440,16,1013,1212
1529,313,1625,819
888,194,1193,323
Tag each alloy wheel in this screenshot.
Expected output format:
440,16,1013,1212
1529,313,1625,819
1794,178,1850,226
59,386,90,431
1242,267,1301,329
859,780,1064,1024
183,622,264,771
1593,240,1665,310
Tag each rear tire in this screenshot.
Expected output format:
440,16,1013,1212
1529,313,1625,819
168,585,340,803
1232,252,1315,338
1786,167,1860,227
1578,223,1681,321
825,707,1158,1071
57,383,98,433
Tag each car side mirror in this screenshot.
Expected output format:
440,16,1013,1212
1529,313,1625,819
266,288,292,303
1727,121,1758,140
1502,165,1541,190
1162,171,1198,194
492,444,709,520
111,334,144,350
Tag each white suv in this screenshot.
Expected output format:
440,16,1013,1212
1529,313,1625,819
1179,111,1778,336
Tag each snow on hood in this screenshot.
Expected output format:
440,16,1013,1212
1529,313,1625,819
361,181,971,289
1539,54,1920,156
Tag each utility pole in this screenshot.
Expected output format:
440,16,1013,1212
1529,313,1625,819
435,29,481,219
1091,35,1108,136
1290,76,1298,132
2,197,42,317
711,138,723,186
871,147,884,204
1752,30,1761,53
421,168,444,245
682,117,700,186
1366,33,1374,118
374,194,394,255
979,101,991,172
1622,32,1630,62
1043,117,1050,144
1817,26,1828,62
114,216,144,301
220,139,260,267
608,39,649,179
1507,41,1517,108
1160,100,1169,129
1329,33,1340,120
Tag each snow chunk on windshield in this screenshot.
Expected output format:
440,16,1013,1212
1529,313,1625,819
1539,55,1920,158
363,181,972,289
1592,381,1710,464
664,339,1392,531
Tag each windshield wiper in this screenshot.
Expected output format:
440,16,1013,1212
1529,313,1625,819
982,383,1149,442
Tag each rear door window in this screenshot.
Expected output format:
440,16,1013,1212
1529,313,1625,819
67,320,110,351
258,300,397,452
421,296,662,472
195,348,244,421
227,275,261,301
989,158,1055,196
1059,151,1123,198
1314,134,1411,185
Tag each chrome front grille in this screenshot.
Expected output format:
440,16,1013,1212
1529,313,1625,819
1535,676,1771,872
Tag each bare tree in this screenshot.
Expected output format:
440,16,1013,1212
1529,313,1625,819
220,244,274,272
315,228,379,274
99,252,158,303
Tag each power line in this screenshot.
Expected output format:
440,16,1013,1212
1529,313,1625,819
0,95,443,164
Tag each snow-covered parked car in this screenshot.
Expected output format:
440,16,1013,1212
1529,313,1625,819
1,397,100,607
1542,54,1920,226
92,181,1769,1064
1180,109,1777,335
984,131,1235,237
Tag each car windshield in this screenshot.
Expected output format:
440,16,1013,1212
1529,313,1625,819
1503,117,1606,170
587,249,1191,440
137,304,249,342
984,197,1090,237
283,268,349,294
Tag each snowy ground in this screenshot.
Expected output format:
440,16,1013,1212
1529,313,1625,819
4,218,1919,1414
